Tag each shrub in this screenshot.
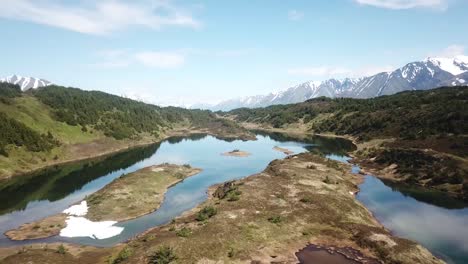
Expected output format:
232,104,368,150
227,191,241,201
196,206,217,221
175,227,192,237
267,216,283,224
112,246,133,264
148,246,177,264
56,244,67,254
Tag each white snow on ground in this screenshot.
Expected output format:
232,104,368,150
63,201,88,216
59,217,124,239
60,201,124,239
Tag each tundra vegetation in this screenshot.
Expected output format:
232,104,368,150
224,87,468,201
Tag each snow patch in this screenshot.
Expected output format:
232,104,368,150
63,201,88,216
426,56,468,75
60,201,124,239
59,217,124,239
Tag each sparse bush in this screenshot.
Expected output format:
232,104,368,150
196,206,217,221
56,244,67,254
175,227,192,237
268,216,283,224
112,246,133,264
148,246,177,264
227,190,241,201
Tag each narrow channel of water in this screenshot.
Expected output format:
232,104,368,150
0,133,354,247
356,176,468,264
1,132,467,264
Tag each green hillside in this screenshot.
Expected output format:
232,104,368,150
0,84,249,179
225,86,467,141
224,86,468,201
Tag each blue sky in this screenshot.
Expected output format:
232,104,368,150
0,0,467,106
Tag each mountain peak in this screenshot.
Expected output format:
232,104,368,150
424,56,468,75
202,56,467,111
0,75,53,91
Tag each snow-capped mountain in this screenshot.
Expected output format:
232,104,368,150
0,75,53,91
205,56,468,111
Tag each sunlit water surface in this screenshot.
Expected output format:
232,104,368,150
0,132,466,263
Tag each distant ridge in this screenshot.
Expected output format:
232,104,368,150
202,55,468,111
0,75,53,91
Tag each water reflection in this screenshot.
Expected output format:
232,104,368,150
0,143,161,215
357,176,468,264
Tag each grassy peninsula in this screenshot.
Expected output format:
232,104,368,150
1,153,443,263
5,163,201,240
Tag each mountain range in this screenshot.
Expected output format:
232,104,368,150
0,75,52,91
200,56,468,111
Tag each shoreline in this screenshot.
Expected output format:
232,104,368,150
1,127,254,181
4,139,158,181
108,152,443,263
241,124,467,203
5,164,203,241
0,152,445,263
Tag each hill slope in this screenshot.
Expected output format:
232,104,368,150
0,84,251,179
224,86,468,201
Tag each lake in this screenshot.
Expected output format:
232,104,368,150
0,132,466,263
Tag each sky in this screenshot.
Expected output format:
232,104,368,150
0,0,467,106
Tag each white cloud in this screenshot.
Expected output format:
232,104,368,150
93,49,185,69
354,0,448,10
0,0,200,35
288,10,304,21
135,52,185,68
430,44,465,58
287,65,395,78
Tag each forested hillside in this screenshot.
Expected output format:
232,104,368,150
0,84,249,178
0,83,60,156
32,86,239,140
225,86,467,141
224,86,468,201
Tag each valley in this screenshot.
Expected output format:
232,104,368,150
0,83,467,263
1,2,467,263
0,83,253,180
0,132,456,263
223,87,468,202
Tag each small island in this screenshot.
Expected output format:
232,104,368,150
221,149,251,157
5,163,202,240
273,146,294,155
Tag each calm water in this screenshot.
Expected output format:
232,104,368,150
0,132,466,263
0,133,354,247
357,176,468,264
